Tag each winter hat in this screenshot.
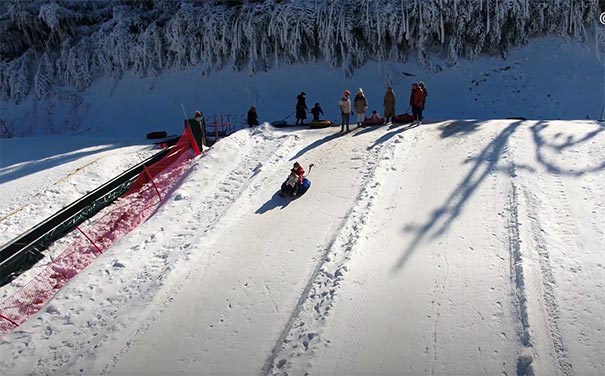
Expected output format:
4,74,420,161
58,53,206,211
344,90,351,97
194,111,202,117
358,88,364,94
418,81,425,87
300,91,306,96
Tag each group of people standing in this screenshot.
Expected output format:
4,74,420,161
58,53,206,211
336,83,426,133
248,81,428,130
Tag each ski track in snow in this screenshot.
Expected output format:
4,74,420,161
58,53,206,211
1,121,604,376
264,124,419,375
0,128,301,376
508,121,605,376
95,129,302,376
507,160,536,376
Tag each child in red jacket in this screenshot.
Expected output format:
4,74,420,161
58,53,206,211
280,162,306,196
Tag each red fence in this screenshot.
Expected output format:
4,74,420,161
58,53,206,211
0,131,200,336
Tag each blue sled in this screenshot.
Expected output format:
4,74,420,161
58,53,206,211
298,177,311,195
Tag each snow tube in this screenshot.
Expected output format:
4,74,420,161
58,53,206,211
393,113,415,124
310,120,333,128
146,130,168,139
297,177,311,195
280,178,310,197
363,117,385,126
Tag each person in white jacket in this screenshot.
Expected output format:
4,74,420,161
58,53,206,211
339,90,352,132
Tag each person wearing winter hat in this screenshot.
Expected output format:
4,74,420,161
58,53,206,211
339,90,352,133
295,92,308,126
418,81,428,120
311,102,324,122
383,86,396,124
410,83,426,123
354,88,368,127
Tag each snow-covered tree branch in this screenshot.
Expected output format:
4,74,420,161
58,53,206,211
0,0,603,103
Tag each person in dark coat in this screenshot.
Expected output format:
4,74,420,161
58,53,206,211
311,102,324,122
295,92,308,126
247,105,259,127
418,81,428,121
410,83,426,123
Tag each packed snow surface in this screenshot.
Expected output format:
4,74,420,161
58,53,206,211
0,119,604,375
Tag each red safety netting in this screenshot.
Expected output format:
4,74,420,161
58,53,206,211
0,131,199,335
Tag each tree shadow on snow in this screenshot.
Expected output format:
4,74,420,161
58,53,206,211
392,120,524,272
438,119,486,138
531,120,605,176
392,118,605,272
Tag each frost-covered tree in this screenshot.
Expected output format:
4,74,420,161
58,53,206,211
0,0,603,103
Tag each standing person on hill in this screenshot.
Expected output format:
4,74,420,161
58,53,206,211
410,83,426,123
418,81,428,121
339,90,352,133
193,110,207,147
354,88,368,127
295,92,308,126
311,102,324,121
383,86,396,124
311,102,324,122
247,105,259,127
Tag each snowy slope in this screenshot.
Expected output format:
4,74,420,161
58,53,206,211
0,119,604,375
0,135,158,244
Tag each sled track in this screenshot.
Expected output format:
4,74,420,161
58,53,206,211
95,132,302,376
261,130,418,375
14,131,301,376
506,162,534,376
522,185,574,376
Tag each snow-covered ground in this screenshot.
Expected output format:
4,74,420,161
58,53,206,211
0,117,604,375
1,34,604,375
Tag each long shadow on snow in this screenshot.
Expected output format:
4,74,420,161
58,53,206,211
289,132,343,161
351,125,383,137
367,122,420,151
0,143,123,184
392,120,524,272
255,191,296,214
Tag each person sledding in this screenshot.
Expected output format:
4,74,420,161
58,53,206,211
280,162,306,197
